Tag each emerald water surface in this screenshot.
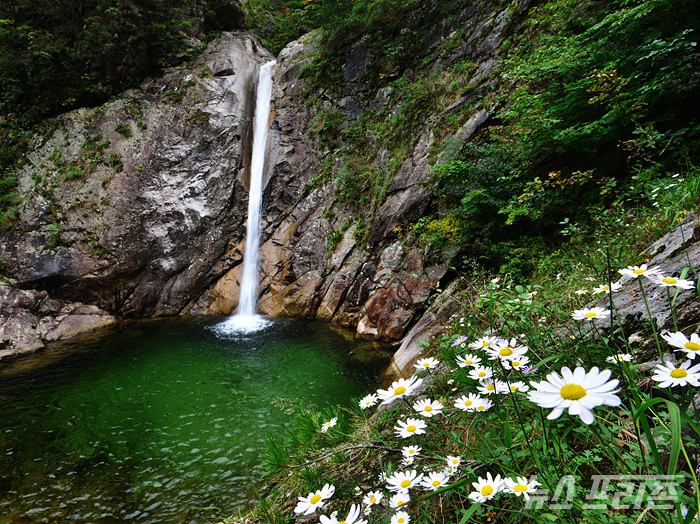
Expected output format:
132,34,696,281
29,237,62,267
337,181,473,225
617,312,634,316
0,317,383,523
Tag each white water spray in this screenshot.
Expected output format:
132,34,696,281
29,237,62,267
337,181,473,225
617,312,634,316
214,60,275,335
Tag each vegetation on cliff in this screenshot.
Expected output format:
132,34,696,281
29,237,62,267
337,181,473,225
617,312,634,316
247,0,698,280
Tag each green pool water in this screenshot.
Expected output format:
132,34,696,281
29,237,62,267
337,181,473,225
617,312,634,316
0,317,385,523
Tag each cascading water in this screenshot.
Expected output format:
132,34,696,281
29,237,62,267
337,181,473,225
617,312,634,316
214,60,275,335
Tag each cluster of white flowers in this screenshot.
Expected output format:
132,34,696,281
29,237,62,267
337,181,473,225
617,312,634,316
294,263,698,522
572,268,695,325
468,472,541,502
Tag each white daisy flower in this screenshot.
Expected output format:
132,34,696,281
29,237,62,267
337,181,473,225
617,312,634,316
606,353,633,363
592,282,622,294
455,353,482,368
454,393,482,412
503,476,541,500
421,470,450,491
412,398,444,417
574,289,589,295
618,264,661,279
486,338,528,360
414,357,439,370
528,366,621,425
377,376,423,404
647,274,695,290
389,492,410,508
469,336,497,350
294,484,335,515
652,360,700,388
476,378,502,395
395,418,427,439
402,455,415,466
359,393,378,409
391,511,410,524
503,355,531,371
320,504,366,524
505,380,529,393
468,472,503,502
402,445,421,458
445,455,461,468
386,469,424,493
468,365,493,381
321,417,337,433
662,331,700,359
363,506,371,516
362,490,383,507
571,307,611,321
472,397,493,412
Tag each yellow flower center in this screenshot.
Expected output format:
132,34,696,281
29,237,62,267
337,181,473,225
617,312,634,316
633,269,645,274
584,312,597,318
407,425,416,432
339,521,347,524
464,400,472,406
560,384,587,400
510,385,518,392
500,347,513,356
432,480,440,486
481,485,493,496
663,277,677,284
671,369,688,379
398,519,405,524
486,384,495,391
397,501,405,506
394,386,407,395
370,497,376,502
401,480,412,488
685,342,700,352
465,359,473,364
408,450,415,454
309,494,321,504
424,406,433,412
452,459,458,464
476,405,485,411
514,484,528,492
601,286,609,291
482,341,489,347
478,372,486,377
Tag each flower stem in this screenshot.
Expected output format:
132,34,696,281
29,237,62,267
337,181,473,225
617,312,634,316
638,278,664,361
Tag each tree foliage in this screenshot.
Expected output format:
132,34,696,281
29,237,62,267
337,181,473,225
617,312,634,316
0,0,205,227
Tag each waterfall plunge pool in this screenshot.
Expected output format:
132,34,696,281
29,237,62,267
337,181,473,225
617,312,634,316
0,317,390,523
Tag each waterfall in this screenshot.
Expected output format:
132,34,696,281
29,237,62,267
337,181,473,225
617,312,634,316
238,60,275,317
214,60,275,335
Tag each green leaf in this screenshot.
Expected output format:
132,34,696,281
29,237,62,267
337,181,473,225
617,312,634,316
664,400,681,477
458,504,480,523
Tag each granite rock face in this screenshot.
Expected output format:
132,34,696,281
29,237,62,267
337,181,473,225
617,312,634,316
1,32,273,320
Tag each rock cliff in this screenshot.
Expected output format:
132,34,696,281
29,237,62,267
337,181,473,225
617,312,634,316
1,32,274,357
0,1,529,358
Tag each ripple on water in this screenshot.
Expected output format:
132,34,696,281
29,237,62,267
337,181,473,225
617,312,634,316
0,317,381,522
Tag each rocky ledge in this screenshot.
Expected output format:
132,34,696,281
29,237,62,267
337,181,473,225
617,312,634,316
0,285,115,360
